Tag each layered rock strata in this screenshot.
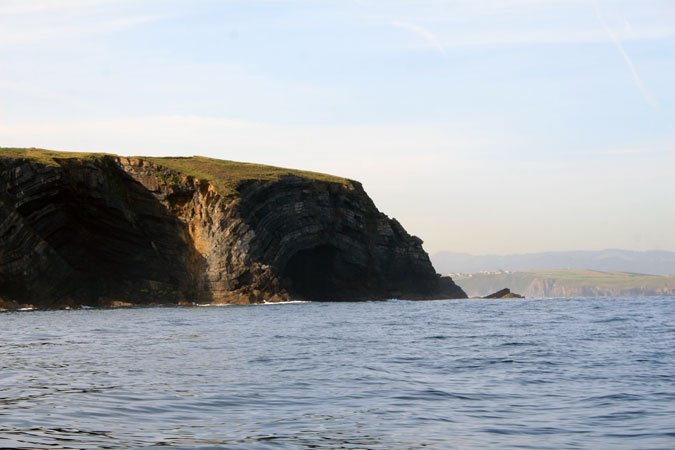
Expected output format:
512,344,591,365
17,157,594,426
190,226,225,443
0,153,466,308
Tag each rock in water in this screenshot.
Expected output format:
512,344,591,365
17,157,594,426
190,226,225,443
483,288,524,299
0,148,466,307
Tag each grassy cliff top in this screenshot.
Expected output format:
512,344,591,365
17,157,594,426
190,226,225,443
0,147,109,164
0,147,352,195
142,156,351,195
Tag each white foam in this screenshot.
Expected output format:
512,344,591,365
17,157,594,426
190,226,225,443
196,303,234,307
262,300,310,305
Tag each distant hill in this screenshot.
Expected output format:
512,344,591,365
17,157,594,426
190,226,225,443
432,250,675,276
453,270,675,298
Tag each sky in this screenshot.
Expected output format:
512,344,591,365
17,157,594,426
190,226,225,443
1,0,674,255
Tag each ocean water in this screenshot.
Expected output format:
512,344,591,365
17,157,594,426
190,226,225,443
1,297,674,449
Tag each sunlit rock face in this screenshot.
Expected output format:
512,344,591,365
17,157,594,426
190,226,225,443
0,155,466,308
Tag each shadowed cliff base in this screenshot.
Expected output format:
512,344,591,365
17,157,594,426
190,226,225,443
0,148,466,308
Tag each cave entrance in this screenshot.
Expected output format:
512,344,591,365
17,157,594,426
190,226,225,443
281,244,363,301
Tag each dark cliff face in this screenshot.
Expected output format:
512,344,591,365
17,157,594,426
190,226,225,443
0,154,466,308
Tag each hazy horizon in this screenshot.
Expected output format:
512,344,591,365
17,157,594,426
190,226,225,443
2,0,673,254
432,248,675,257
430,248,675,277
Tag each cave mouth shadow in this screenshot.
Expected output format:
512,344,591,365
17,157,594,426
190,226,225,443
281,244,366,301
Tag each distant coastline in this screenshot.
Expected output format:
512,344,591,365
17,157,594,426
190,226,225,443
452,269,675,298
432,249,675,277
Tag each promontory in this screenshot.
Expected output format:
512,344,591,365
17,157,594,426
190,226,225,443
0,148,466,309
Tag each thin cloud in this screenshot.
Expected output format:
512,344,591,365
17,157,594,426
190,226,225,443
392,20,447,56
600,148,653,155
388,1,674,49
0,0,135,14
0,80,76,103
445,27,674,47
395,23,675,51
0,14,165,47
591,0,657,107
0,115,497,167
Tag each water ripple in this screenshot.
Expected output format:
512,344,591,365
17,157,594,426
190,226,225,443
1,297,674,448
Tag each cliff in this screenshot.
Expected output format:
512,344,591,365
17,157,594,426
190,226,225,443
0,148,466,308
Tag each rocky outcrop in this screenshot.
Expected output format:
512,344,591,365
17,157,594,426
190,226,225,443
0,153,466,308
483,288,524,299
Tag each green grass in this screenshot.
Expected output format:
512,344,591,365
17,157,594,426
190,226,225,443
1,147,353,196
142,156,351,195
518,270,671,287
0,147,110,166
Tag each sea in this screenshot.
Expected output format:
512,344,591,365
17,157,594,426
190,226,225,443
1,296,674,449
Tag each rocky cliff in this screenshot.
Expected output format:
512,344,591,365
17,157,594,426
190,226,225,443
0,148,466,308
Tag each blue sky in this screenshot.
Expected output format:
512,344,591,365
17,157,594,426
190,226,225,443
1,0,674,254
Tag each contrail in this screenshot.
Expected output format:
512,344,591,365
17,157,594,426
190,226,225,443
392,20,447,57
591,0,656,107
